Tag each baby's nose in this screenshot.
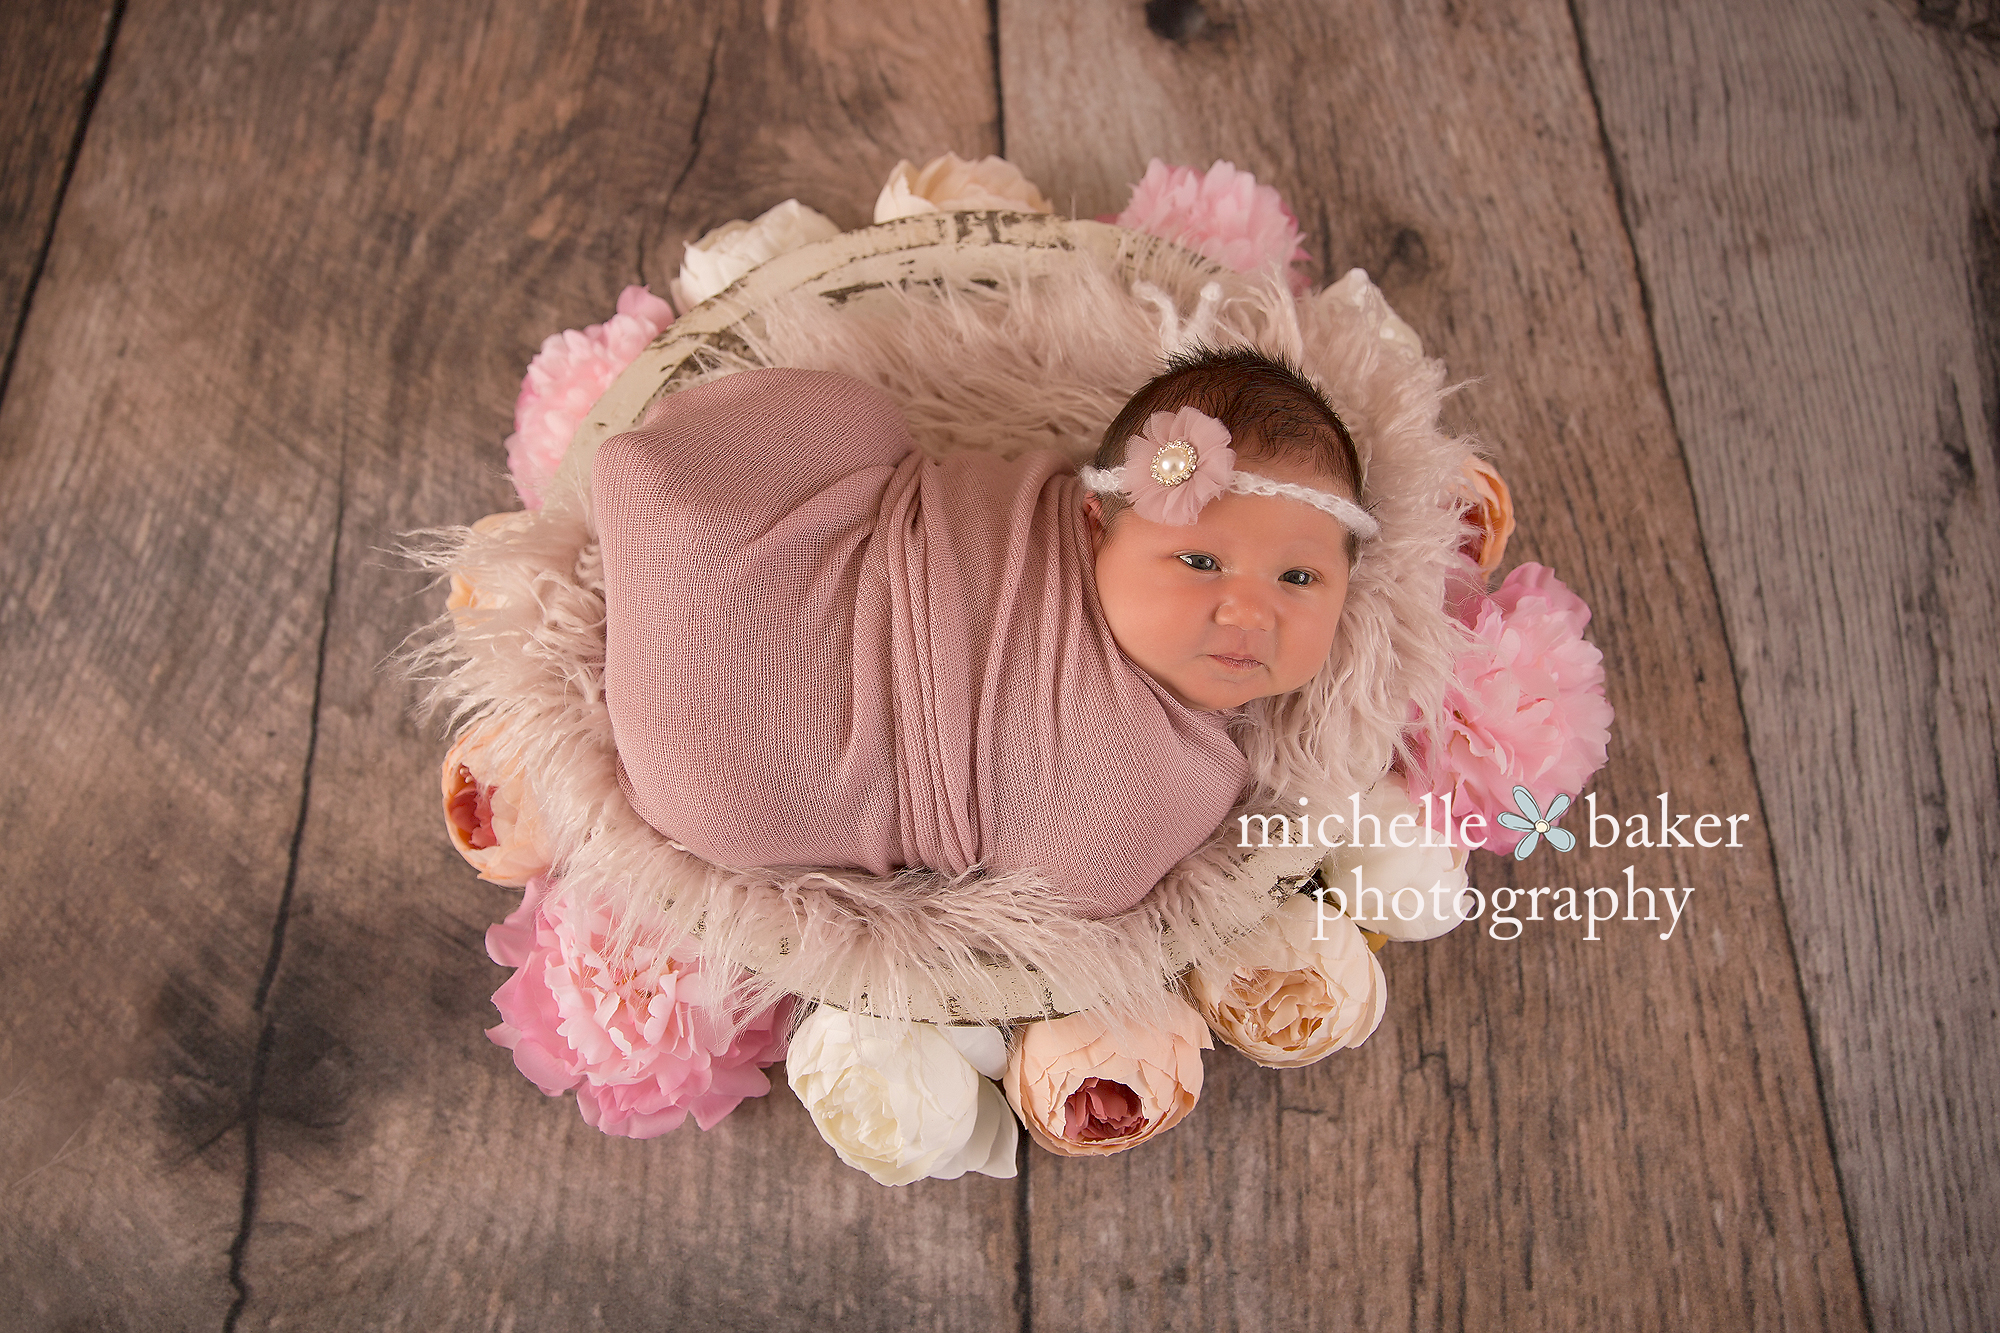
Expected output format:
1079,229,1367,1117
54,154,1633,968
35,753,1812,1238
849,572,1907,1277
1214,584,1276,631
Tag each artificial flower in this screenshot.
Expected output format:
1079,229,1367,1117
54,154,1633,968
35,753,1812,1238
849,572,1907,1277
446,511,535,619
1320,770,1473,941
442,718,552,887
1187,894,1387,1067
785,1009,1018,1186
1410,563,1613,852
486,877,789,1138
1321,268,1424,358
504,285,673,510
670,199,840,311
873,152,1055,223
1458,456,1516,578
1003,1002,1209,1157
1127,406,1235,525
1113,159,1310,291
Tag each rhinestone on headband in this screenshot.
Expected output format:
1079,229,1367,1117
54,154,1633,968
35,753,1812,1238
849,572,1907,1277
1150,440,1200,487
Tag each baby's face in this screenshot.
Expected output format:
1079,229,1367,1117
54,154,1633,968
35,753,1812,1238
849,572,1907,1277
1087,456,1353,711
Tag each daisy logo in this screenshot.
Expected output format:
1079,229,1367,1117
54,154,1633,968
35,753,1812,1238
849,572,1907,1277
1497,787,1575,860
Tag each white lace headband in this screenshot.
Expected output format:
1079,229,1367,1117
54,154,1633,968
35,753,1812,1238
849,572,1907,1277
1078,406,1380,539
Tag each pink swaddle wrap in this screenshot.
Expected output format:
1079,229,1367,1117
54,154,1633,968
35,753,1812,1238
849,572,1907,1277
593,367,1248,919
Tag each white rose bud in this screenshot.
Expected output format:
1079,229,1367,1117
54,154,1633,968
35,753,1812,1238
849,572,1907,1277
1322,771,1472,941
873,152,1054,223
786,1009,1018,1186
671,199,841,311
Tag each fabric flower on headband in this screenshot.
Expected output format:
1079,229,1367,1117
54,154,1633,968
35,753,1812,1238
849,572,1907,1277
1080,405,1381,538
1125,407,1236,525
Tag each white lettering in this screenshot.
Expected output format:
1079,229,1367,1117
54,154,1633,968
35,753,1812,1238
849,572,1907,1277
1658,887,1695,941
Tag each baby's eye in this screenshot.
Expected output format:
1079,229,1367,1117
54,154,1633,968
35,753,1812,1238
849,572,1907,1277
1280,569,1317,587
1177,552,1220,572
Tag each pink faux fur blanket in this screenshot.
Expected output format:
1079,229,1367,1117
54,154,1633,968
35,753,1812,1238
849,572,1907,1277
594,367,1249,919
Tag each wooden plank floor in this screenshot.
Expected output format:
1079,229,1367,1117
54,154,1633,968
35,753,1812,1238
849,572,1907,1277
1,1,1989,1329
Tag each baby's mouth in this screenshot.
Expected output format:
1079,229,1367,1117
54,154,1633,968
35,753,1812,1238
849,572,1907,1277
1209,653,1263,671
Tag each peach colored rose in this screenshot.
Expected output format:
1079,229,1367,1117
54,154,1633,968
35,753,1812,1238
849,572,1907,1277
873,152,1054,223
1187,895,1387,1068
1459,456,1516,578
446,511,535,619
1003,1001,1210,1157
442,719,551,887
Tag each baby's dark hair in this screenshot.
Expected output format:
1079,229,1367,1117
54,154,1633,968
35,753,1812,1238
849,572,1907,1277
1093,347,1364,548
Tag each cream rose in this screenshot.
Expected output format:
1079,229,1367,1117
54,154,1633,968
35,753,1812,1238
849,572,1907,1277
1188,895,1387,1067
670,199,840,311
1003,1002,1209,1157
872,152,1054,223
1321,772,1472,941
1323,267,1424,358
786,1009,1018,1186
441,718,552,887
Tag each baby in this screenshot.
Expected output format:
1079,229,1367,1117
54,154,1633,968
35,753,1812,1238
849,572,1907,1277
592,347,1372,918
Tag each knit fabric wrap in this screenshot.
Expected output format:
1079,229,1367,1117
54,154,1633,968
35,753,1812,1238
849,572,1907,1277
594,367,1250,919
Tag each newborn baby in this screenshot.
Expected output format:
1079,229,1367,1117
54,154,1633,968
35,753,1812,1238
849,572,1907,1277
593,347,1374,918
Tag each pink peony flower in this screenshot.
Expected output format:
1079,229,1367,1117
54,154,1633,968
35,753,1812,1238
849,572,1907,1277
485,877,789,1138
1112,160,1311,292
503,285,674,509
1411,563,1614,851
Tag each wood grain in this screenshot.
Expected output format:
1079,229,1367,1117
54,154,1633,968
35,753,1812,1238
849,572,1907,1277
1002,1,1865,1327
219,1,1018,1328
0,0,117,388
1571,3,2000,1330
0,0,347,1320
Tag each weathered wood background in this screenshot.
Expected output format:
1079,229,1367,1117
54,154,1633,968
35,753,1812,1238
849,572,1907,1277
2,0,1991,1329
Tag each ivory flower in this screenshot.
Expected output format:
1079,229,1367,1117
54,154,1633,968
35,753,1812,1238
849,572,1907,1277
1410,563,1613,852
786,1009,1018,1186
873,152,1054,223
1113,159,1310,291
1322,268,1424,358
1458,456,1516,578
486,878,790,1138
505,285,674,509
1188,895,1388,1067
1003,1002,1210,1157
671,199,840,311
1320,771,1473,942
442,719,551,887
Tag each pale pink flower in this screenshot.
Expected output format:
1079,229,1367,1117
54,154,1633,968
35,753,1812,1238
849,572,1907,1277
503,285,674,509
485,877,789,1138
1411,563,1614,851
1113,160,1310,292
1126,407,1235,525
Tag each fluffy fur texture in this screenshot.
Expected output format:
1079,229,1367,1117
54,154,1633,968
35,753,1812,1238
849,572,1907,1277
410,245,1472,1031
